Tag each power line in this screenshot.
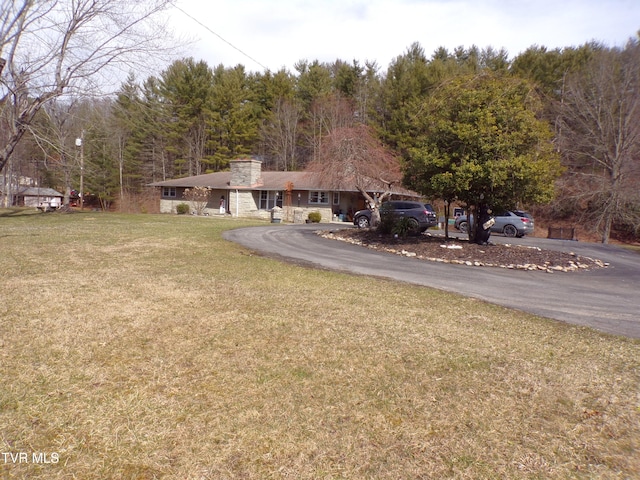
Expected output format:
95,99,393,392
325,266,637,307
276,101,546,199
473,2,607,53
174,5,270,72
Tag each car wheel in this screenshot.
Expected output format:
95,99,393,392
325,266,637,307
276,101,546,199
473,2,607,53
407,218,420,234
356,216,370,228
457,221,468,233
503,224,518,237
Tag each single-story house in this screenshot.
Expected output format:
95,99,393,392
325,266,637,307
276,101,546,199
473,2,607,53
149,158,420,222
12,186,64,209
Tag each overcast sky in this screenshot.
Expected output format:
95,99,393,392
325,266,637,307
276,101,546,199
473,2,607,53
171,0,638,73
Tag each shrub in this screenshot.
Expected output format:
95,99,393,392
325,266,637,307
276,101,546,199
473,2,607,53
377,209,396,234
308,211,322,223
176,203,190,215
392,217,416,238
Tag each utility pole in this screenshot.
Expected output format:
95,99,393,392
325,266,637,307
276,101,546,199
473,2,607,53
76,130,84,210
0,58,7,207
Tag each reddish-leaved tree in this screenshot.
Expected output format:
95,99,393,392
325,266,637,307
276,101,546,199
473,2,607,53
308,124,402,226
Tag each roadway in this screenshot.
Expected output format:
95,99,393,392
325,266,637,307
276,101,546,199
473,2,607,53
223,224,640,339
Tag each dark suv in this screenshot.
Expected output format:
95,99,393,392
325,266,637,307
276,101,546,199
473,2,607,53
353,201,437,232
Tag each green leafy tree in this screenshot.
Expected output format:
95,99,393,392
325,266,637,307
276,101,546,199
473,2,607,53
403,73,563,243
376,43,435,151
354,61,383,125
207,65,261,171
479,46,511,72
510,43,599,100
294,60,333,109
376,43,492,153
250,68,296,115
139,76,173,182
112,73,146,204
293,60,334,165
253,69,298,170
331,59,364,99
159,58,215,176
84,102,120,211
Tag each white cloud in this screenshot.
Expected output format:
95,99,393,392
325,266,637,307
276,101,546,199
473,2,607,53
173,0,639,73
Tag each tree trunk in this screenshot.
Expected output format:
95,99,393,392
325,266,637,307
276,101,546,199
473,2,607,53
602,213,612,244
443,201,451,240
357,188,391,229
370,208,381,227
472,204,492,245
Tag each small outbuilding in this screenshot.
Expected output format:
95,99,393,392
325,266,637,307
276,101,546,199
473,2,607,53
14,187,64,210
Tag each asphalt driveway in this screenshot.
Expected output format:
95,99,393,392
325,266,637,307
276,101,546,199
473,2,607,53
224,224,640,339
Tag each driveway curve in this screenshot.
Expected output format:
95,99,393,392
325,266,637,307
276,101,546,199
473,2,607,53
224,224,640,339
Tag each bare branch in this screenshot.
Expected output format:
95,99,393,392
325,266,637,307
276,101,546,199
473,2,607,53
0,0,177,173
307,124,405,222
556,43,640,242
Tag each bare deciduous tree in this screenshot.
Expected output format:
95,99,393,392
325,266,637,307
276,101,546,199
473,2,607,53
0,0,175,174
30,98,82,206
557,40,640,243
183,186,211,215
308,124,402,226
261,98,302,171
306,94,356,164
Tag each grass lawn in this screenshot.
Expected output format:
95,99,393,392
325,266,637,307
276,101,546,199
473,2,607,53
1,209,638,479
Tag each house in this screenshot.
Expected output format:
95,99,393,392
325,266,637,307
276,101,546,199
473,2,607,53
149,158,420,222
12,186,64,210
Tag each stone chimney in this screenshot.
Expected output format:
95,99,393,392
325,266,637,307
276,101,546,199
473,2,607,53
230,158,263,187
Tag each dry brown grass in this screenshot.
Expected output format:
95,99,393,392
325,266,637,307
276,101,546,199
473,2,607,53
1,209,639,479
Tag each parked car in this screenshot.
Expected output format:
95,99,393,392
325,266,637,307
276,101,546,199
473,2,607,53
353,201,437,232
454,210,535,237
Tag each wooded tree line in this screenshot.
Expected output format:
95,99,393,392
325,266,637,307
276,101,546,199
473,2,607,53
3,33,640,241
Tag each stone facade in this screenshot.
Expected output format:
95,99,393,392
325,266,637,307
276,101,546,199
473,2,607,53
230,158,262,187
228,190,266,219
152,158,411,223
159,193,336,222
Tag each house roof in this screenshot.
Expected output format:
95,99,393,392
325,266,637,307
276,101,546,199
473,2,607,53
149,171,320,190
14,187,63,197
149,171,420,197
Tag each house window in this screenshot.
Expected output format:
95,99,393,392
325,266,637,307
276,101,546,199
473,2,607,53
259,190,283,210
332,192,340,205
162,187,176,198
309,191,329,204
